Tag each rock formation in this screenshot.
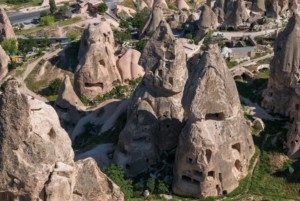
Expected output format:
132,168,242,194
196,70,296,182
173,44,254,198
262,14,300,159
197,4,218,38
75,21,145,100
117,49,144,82
213,0,249,29
75,22,120,100
140,6,164,37
177,0,189,10
56,75,85,124
0,80,124,201
113,20,188,177
253,0,266,13
0,45,9,80
0,7,16,42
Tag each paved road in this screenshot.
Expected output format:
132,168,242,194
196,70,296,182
8,9,49,24
213,29,277,40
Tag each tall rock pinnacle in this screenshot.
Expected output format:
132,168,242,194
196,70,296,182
173,44,254,198
113,20,188,177
0,7,16,42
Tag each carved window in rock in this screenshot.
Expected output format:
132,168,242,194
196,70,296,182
234,160,242,172
296,104,299,111
169,77,173,85
181,175,200,186
158,69,163,77
186,157,193,164
99,59,105,66
232,143,241,154
205,149,212,163
84,82,104,89
193,170,203,181
205,112,225,121
208,171,215,179
165,51,175,60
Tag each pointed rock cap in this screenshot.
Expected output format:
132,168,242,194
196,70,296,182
182,44,241,121
140,6,164,37
269,13,300,88
56,75,84,110
177,0,189,10
0,7,16,41
139,20,187,93
0,45,10,81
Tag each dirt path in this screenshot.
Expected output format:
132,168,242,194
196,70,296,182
15,48,62,102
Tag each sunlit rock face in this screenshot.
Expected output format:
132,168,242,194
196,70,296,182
262,14,300,159
173,44,255,198
113,20,188,177
0,7,16,42
0,81,124,201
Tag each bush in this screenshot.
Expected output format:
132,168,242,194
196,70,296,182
147,178,156,193
50,0,57,14
135,39,147,52
184,33,193,39
1,39,18,55
40,16,55,26
114,30,131,44
157,180,169,194
40,11,48,18
98,3,108,14
18,36,37,53
131,8,150,28
48,78,63,95
103,165,133,199
119,20,129,28
67,32,80,41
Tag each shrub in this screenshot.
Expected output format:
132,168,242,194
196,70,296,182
131,8,150,28
157,180,169,194
1,39,18,55
114,30,131,44
49,0,57,14
184,33,193,39
147,177,156,193
67,32,80,41
40,11,48,18
40,16,55,26
48,78,63,95
18,36,37,53
135,39,147,52
98,3,108,14
119,20,129,28
103,165,133,199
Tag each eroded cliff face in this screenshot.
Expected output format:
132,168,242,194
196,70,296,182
262,14,300,159
75,21,144,100
0,45,9,81
113,20,188,177
213,0,249,29
0,81,124,201
0,7,15,42
173,44,254,198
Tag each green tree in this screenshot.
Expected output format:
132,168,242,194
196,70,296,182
49,0,57,14
59,3,69,13
131,8,150,28
48,78,63,95
147,177,156,193
103,165,133,199
67,32,80,41
97,3,108,14
114,30,131,44
119,20,129,28
40,15,55,26
1,39,18,55
18,36,37,53
135,39,147,52
40,11,48,18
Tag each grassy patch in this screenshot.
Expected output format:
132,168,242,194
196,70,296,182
25,59,49,93
226,60,238,68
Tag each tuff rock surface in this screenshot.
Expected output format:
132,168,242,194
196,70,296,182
56,75,85,124
75,22,145,100
140,6,164,37
0,45,9,80
213,0,250,29
0,7,15,42
173,44,254,198
113,20,188,177
197,4,218,38
262,14,300,159
0,81,124,201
